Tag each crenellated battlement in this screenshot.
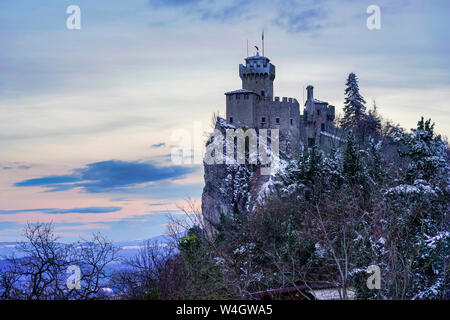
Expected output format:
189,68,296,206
239,63,275,78
271,97,299,104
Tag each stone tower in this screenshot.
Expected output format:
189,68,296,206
303,85,336,148
239,52,276,98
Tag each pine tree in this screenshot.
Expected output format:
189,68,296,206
341,73,367,130
343,131,364,185
397,117,448,183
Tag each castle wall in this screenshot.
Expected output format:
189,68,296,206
253,97,301,153
226,92,256,128
226,93,302,154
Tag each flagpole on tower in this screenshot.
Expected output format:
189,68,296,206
262,30,265,57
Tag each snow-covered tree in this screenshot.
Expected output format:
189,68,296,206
367,137,385,185
343,131,369,191
397,117,448,183
341,73,367,130
381,117,449,299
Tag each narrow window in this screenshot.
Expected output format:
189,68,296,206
317,109,320,116
321,123,325,131
261,117,266,123
244,93,249,100
290,119,293,125
261,90,265,97
276,117,280,124
236,94,240,100
230,117,233,124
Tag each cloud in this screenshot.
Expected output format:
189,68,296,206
15,176,79,187
56,223,110,231
148,0,201,7
148,0,326,29
14,160,196,193
0,207,122,215
148,202,168,206
274,1,327,33
148,0,254,22
198,0,253,22
1,162,32,171
150,142,166,148
147,209,184,214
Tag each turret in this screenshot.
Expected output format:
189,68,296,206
306,85,314,101
239,52,275,98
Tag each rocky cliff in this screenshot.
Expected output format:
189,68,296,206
201,118,269,232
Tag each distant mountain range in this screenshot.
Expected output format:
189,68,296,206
0,234,175,266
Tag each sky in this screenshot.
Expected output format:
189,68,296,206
0,0,449,242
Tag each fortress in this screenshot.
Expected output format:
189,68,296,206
202,52,340,232
202,50,342,229
224,52,337,152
